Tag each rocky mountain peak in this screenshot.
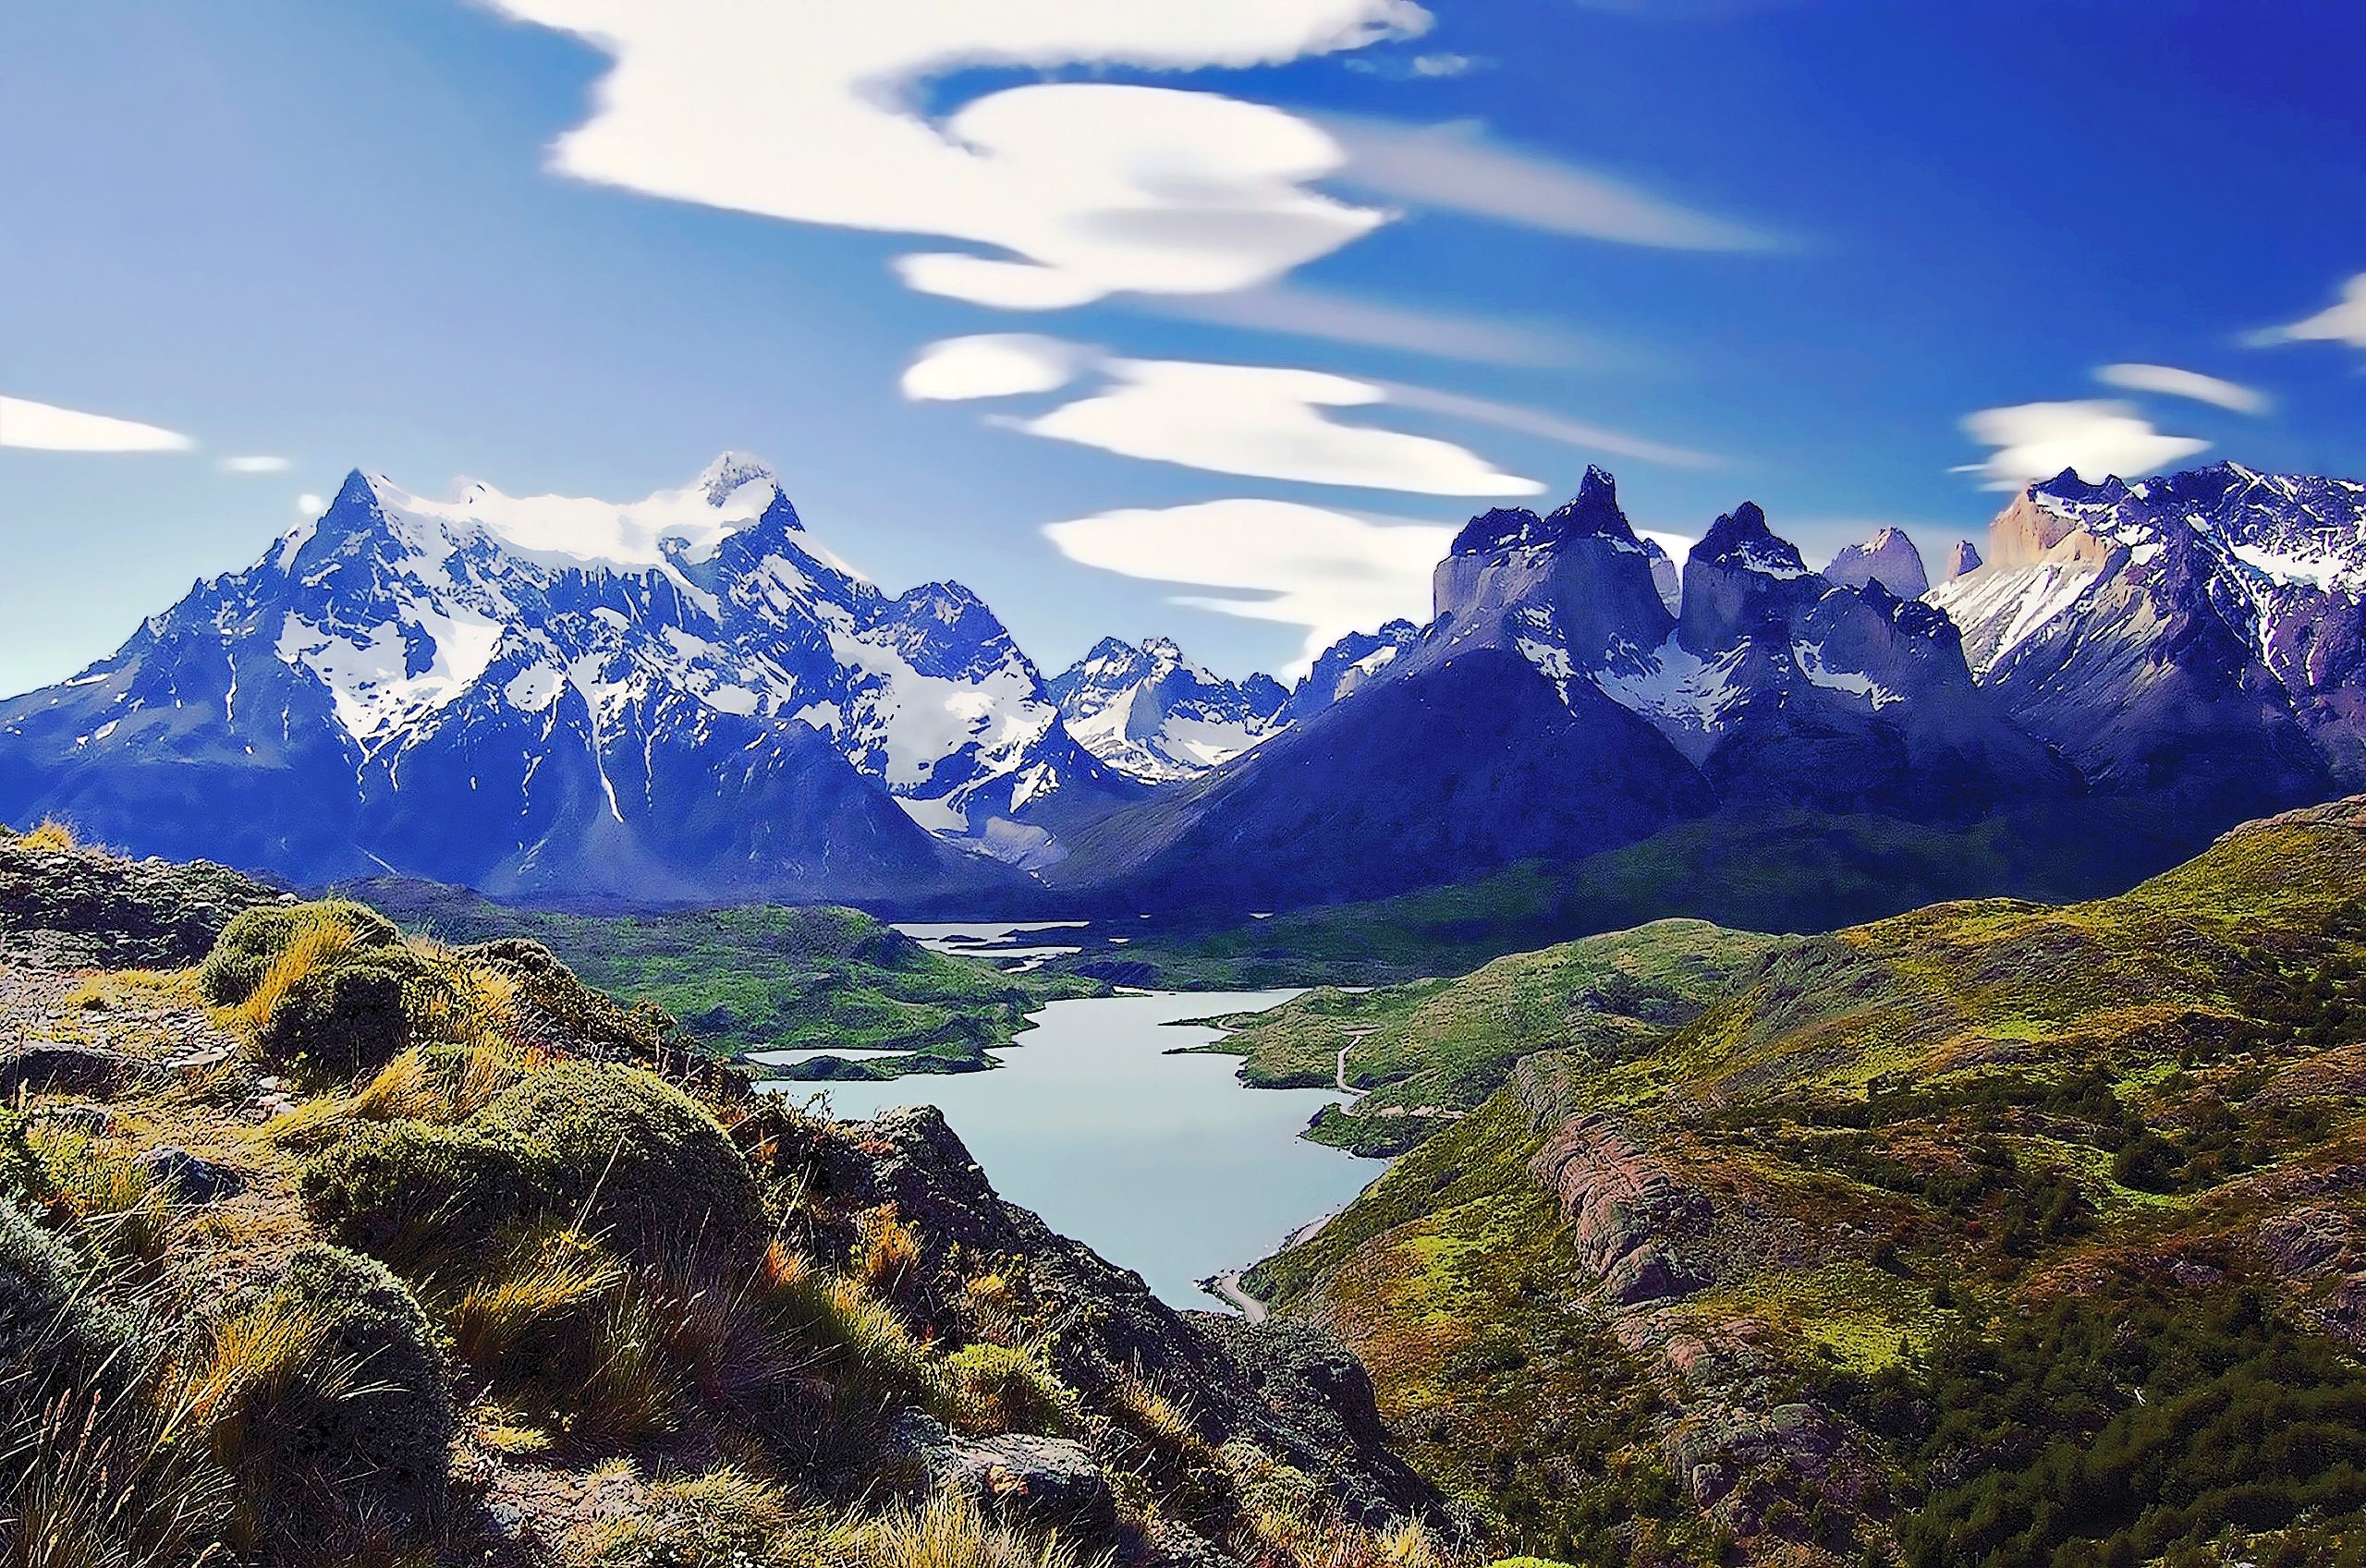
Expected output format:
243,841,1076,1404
1542,465,1638,543
1944,539,1983,580
1692,503,1807,577
1824,527,1930,597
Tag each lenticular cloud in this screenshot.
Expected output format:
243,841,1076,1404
485,0,1432,309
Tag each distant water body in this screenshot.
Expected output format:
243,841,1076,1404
763,981,1381,1312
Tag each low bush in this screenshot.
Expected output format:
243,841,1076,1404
942,1343,1077,1438
477,1063,764,1268
301,1119,556,1275
0,1199,130,1422
199,900,402,1008
176,1243,453,1558
570,1465,822,1567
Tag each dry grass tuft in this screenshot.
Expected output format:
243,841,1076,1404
832,1490,1109,1568
226,911,366,1039
855,1203,921,1292
14,819,79,853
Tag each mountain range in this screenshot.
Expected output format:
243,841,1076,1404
5,456,2365,912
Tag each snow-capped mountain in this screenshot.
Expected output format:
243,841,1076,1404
1928,462,2366,810
1046,637,1289,784
1281,620,1423,724
0,456,1128,899
1050,468,2070,910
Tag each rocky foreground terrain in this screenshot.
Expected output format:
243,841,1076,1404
0,821,1470,1568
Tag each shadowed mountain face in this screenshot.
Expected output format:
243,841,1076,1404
1051,468,2078,911
1928,462,2366,820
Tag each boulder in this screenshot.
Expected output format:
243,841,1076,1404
885,1412,1116,1538
0,1043,135,1099
135,1147,244,1205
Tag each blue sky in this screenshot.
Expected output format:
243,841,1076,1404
4,0,2364,693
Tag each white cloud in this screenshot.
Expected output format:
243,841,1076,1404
484,0,1429,310
1043,498,1451,671
221,454,292,473
1325,117,1772,250
2093,363,2268,415
2249,272,2366,351
1956,400,2209,492
1134,284,1593,367
1346,50,1486,77
1021,357,1542,495
0,395,192,453
1381,383,1723,468
297,492,325,516
902,335,1093,401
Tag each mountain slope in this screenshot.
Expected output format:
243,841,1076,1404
1246,794,2366,1564
0,457,1137,900
1929,461,2366,817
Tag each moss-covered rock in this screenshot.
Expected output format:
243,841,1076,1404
226,1243,452,1554
479,1063,764,1266
301,1119,557,1272
197,899,403,1006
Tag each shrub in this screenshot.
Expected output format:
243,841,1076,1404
176,1243,453,1557
199,900,403,1008
301,1119,556,1274
0,1199,129,1420
942,1343,1077,1438
462,938,677,1059
15,819,79,853
259,946,450,1081
478,1063,764,1267
856,1203,921,1291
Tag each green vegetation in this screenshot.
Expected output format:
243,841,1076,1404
1250,796,2366,1564
347,878,1101,1076
1206,919,1781,1154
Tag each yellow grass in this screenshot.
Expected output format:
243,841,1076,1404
16,819,79,852
856,1202,921,1290
832,1490,1109,1568
226,912,365,1038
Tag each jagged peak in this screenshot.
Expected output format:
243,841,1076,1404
1694,503,1809,577
1450,507,1548,555
1541,465,1638,542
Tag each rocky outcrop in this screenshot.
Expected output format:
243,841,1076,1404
1525,1110,1712,1307
0,837,290,968
1944,539,1983,580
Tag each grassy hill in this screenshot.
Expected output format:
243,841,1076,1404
1201,920,1784,1156
342,877,1100,1077
1246,796,2366,1566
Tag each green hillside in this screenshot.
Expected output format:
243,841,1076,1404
1247,797,2366,1566
1046,801,2207,991
1203,919,1783,1155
